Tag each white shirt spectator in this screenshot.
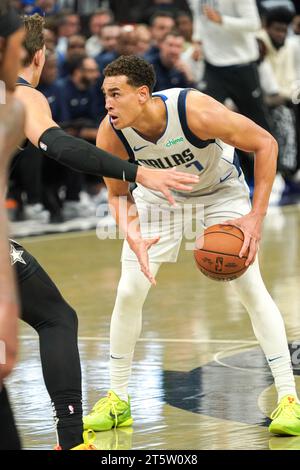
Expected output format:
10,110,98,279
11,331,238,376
258,59,280,95
287,35,300,80
190,0,261,66
257,29,296,99
181,43,205,86
86,36,103,57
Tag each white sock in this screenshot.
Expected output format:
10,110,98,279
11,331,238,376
109,260,161,402
230,258,298,403
110,351,134,402
267,353,298,402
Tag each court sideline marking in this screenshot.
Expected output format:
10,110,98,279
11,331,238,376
20,335,257,345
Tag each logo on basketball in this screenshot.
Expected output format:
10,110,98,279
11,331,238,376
215,257,223,272
194,224,249,281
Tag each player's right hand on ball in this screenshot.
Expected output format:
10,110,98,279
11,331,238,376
136,167,199,206
127,236,159,285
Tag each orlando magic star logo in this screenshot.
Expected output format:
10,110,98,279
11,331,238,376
10,244,26,265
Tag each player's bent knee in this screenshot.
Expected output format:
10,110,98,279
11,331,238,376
115,283,147,311
60,303,78,331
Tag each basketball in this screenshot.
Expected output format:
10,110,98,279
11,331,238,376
194,224,249,281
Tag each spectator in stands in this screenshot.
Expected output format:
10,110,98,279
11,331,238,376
38,51,69,124
59,55,103,219
190,0,271,187
59,34,86,78
191,0,270,129
107,0,147,24
176,10,193,49
44,27,57,52
145,11,175,60
136,25,152,56
181,41,204,88
17,0,35,14
31,0,60,16
141,0,191,22
257,7,298,178
61,55,101,141
257,0,296,17
56,10,81,57
38,50,70,223
150,30,195,91
288,12,300,80
86,8,114,58
96,25,139,72
58,0,103,15
94,23,120,65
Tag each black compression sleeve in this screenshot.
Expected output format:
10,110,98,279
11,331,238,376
38,127,138,182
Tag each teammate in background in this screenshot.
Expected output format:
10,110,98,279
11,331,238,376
2,11,197,450
0,1,25,450
84,55,300,437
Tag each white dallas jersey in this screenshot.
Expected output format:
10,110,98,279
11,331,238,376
111,88,244,199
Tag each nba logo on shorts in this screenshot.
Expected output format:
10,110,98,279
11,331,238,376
0,80,6,105
0,340,6,365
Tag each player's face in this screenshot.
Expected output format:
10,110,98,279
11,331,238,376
103,75,147,129
0,28,25,92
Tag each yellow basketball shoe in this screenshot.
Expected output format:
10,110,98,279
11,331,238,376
269,395,300,436
71,430,97,450
83,391,133,432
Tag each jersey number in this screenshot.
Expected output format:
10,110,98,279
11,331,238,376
185,161,204,172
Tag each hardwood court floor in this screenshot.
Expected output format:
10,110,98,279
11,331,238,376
6,205,300,450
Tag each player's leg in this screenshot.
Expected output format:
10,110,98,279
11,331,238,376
204,182,300,435
229,261,300,435
229,258,297,398
83,259,161,432
0,386,21,450
17,251,84,450
84,189,184,431
110,259,162,398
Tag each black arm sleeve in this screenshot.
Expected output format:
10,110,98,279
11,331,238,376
38,126,138,182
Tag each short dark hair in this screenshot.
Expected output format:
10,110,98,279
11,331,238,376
67,54,86,75
91,8,114,20
265,7,295,27
104,55,156,93
161,29,184,42
176,10,193,20
150,11,175,26
23,14,45,66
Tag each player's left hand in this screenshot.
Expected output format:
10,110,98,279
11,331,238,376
202,5,222,24
220,212,264,267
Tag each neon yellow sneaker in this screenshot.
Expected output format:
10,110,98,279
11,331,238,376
269,395,300,436
71,430,97,450
83,390,133,432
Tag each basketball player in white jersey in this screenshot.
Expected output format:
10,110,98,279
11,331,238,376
84,55,300,436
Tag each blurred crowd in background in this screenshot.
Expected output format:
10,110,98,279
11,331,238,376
7,0,300,226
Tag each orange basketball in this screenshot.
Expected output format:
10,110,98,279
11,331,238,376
194,224,249,281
